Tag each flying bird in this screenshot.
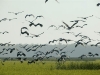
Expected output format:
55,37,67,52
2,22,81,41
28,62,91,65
48,25,57,30
25,14,34,18
77,15,93,20
20,27,29,36
8,18,17,21
0,18,8,22
0,18,17,22
58,25,66,29
2,53,8,55
0,31,9,34
75,40,84,48
34,15,44,20
62,21,77,30
30,32,44,37
8,11,24,15
59,38,68,43
45,0,59,3
78,54,87,59
70,20,85,23
34,23,43,27
97,3,100,6
62,32,74,35
17,51,26,57
76,24,87,28
48,40,58,44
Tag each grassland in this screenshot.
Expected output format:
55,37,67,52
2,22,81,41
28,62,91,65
0,60,100,75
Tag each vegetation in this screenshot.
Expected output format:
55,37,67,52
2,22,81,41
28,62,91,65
0,60,100,75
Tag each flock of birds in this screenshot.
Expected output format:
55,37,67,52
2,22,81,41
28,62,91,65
0,2,100,65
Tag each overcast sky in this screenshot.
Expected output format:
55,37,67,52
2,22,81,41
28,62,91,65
0,0,100,44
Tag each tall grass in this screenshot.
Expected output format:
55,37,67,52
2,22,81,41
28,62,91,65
0,61,100,75
56,61,100,70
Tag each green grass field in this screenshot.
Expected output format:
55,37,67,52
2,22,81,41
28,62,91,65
0,60,100,75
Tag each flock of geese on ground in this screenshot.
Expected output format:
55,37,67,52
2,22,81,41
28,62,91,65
0,2,100,65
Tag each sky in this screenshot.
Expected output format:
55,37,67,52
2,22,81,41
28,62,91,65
0,0,100,44
0,0,100,57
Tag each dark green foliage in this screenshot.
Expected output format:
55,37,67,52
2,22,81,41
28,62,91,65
56,61,100,70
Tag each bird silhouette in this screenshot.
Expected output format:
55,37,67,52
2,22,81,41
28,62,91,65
0,18,8,22
8,11,24,15
97,3,100,6
70,20,85,23
78,54,87,59
8,18,17,21
33,23,43,27
30,32,44,38
70,49,75,53
17,51,26,57
45,0,59,3
75,40,84,48
84,40,91,45
2,53,8,55
20,27,29,36
25,14,34,18
94,53,99,56
77,15,93,20
0,31,9,34
62,21,77,30
62,32,75,35
91,42,100,47
28,60,35,64
48,40,58,44
0,18,17,22
76,24,87,28
0,49,4,54
73,33,82,37
58,25,66,29
34,15,44,20
48,25,57,30
58,38,68,43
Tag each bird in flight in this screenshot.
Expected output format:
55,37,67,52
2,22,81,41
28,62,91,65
8,11,24,15
77,15,93,20
0,31,9,34
76,24,87,28
70,20,86,23
45,0,59,3
48,39,58,44
25,14,34,18
0,18,17,22
62,21,77,30
33,23,43,27
34,15,44,21
30,32,44,37
0,18,8,22
20,27,29,36
28,21,43,27
97,3,100,6
48,25,57,30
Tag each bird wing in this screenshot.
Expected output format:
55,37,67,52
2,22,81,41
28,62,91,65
58,25,66,29
21,27,28,30
48,25,57,29
38,32,44,35
35,23,43,27
18,11,24,13
62,21,70,28
45,0,48,3
71,22,78,28
75,43,78,47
